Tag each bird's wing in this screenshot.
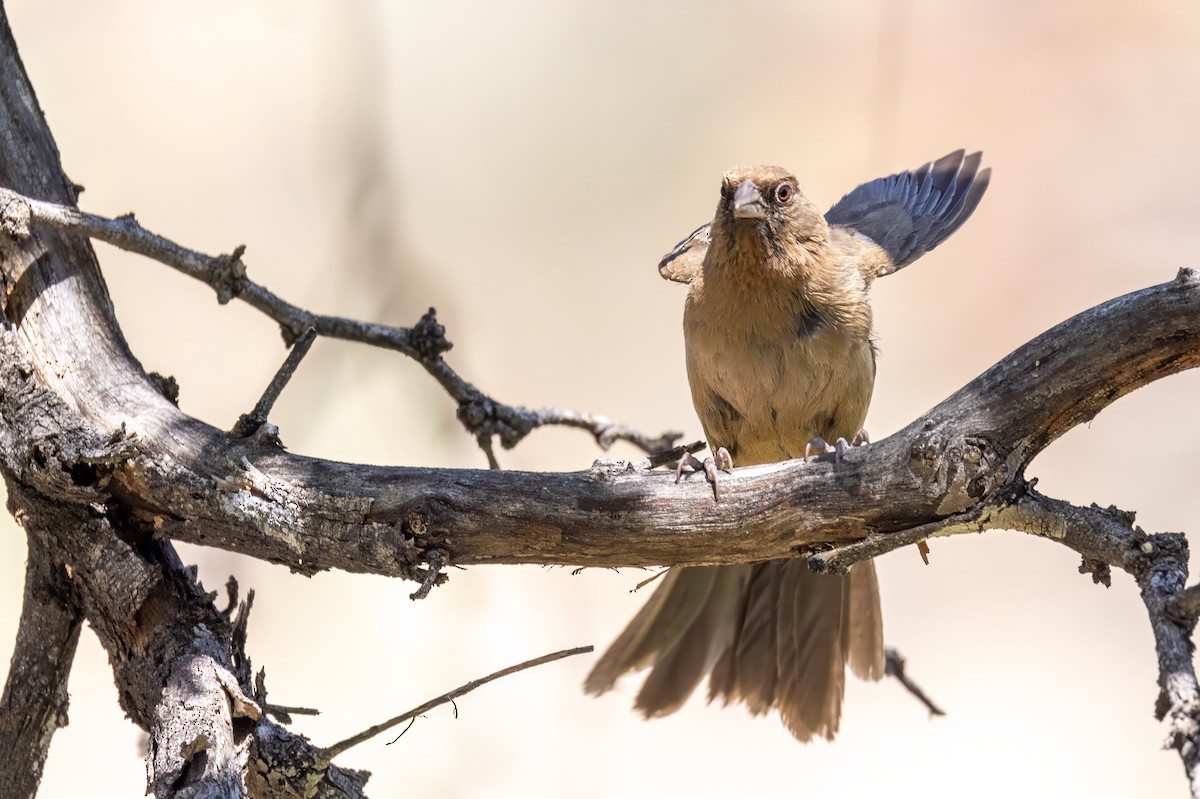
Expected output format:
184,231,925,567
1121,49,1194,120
658,222,710,284
824,149,991,276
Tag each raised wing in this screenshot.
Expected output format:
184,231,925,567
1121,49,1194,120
658,222,710,285
825,149,990,275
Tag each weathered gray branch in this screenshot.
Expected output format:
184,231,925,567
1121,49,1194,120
0,533,82,799
1,0,1199,793
3,482,368,799
3,260,1189,578
0,186,682,464
0,9,368,796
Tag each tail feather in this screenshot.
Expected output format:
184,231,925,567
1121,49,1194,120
632,566,749,717
590,560,884,742
585,566,730,696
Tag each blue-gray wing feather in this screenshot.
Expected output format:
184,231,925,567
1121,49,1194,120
825,149,990,274
658,151,989,282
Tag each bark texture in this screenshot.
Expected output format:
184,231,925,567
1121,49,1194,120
0,2,1198,797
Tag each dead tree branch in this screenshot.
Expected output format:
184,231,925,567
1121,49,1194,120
0,533,83,799
0,187,681,464
0,230,1189,577
0,1,1199,794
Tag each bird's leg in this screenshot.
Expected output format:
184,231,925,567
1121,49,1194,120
805,428,870,463
674,446,734,500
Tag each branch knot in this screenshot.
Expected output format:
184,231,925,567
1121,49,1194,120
457,398,538,449
410,307,452,360
212,245,247,304
912,429,1007,514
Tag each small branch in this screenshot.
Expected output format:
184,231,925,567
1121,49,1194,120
264,704,321,724
408,548,447,600
808,512,982,575
0,187,680,459
534,407,683,455
0,533,83,799
231,326,317,439
254,666,320,724
885,648,945,718
1133,534,1200,794
323,646,593,758
633,439,706,471
631,568,669,593
809,488,1153,580
476,432,501,470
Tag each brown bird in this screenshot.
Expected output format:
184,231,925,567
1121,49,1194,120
585,150,990,741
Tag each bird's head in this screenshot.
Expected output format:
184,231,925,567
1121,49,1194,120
710,165,828,276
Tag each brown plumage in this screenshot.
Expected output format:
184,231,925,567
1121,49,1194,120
586,150,990,740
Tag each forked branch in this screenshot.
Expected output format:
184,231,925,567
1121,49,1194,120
1,1,1199,789
0,186,681,464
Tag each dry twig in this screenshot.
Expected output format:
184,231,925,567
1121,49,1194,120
0,186,682,464
324,646,593,757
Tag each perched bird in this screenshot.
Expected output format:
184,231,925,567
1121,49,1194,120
585,150,990,741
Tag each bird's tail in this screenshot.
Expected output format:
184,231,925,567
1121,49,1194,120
585,560,884,741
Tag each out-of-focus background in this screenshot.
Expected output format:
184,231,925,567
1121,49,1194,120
2,1,1198,796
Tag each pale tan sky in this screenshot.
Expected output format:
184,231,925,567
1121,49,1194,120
2,1,1199,796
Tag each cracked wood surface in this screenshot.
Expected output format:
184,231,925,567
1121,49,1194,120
1,0,1199,794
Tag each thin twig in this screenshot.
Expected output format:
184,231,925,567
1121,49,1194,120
885,648,945,717
409,549,447,601
264,704,321,724
807,512,983,575
0,187,681,461
389,717,417,742
535,407,684,456
632,568,669,593
634,440,706,471
232,326,317,438
323,645,593,757
476,433,501,471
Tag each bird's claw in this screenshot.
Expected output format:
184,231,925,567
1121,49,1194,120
675,446,734,501
713,446,734,472
804,428,869,463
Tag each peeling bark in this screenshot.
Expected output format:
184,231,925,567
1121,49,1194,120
0,2,1198,796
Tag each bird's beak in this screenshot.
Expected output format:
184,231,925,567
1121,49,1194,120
732,180,766,219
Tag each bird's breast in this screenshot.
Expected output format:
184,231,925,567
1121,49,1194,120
683,293,875,465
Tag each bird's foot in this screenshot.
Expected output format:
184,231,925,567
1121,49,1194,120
674,446,734,500
805,428,869,463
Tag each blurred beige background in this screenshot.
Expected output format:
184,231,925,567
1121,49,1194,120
2,0,1198,796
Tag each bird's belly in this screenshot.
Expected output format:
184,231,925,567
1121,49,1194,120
685,329,875,465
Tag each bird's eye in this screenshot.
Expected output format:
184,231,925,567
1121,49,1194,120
775,184,795,204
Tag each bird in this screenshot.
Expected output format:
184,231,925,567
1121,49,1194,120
584,150,991,741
